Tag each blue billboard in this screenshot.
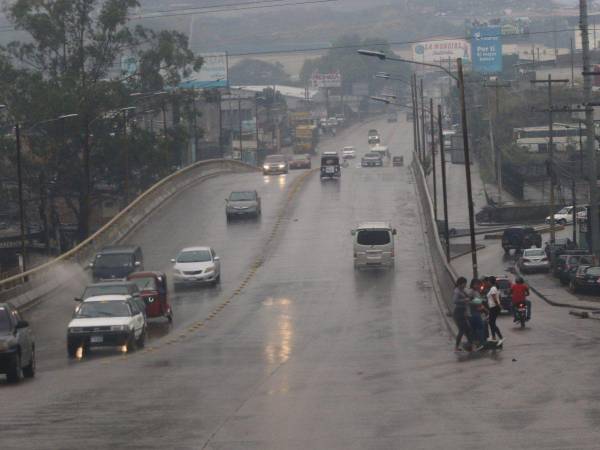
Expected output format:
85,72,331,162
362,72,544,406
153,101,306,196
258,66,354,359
471,26,502,73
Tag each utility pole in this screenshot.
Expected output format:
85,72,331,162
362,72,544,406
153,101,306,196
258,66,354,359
531,75,569,244
457,58,478,279
483,80,511,204
410,74,419,161
571,37,575,87
438,104,450,262
413,74,422,163
238,96,243,161
14,123,26,273
430,98,437,221
581,0,600,258
420,79,426,167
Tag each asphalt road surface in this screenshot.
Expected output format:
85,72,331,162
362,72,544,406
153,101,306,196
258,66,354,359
3,116,600,449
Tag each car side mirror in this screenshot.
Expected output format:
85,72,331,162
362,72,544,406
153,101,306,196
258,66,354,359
74,297,82,302
88,262,94,268
15,320,29,329
170,258,176,263
214,256,220,262
392,229,397,235
350,230,356,236
134,261,141,267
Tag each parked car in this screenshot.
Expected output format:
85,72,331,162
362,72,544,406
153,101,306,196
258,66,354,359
0,303,35,382
545,238,576,269
289,154,311,170
67,295,146,357
90,245,144,282
262,154,288,175
501,227,542,254
225,190,261,220
545,206,585,225
555,252,595,285
518,248,550,273
342,146,356,159
361,151,384,167
569,265,600,294
171,246,221,286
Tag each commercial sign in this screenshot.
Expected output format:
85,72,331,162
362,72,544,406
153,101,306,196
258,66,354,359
412,39,470,63
180,52,228,89
311,71,341,88
471,26,503,73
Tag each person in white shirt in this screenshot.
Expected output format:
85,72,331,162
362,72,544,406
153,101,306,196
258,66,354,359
485,276,504,345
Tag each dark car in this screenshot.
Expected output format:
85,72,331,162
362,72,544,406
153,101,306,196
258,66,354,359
368,129,380,144
569,265,600,294
289,154,311,170
262,154,288,175
501,227,542,254
76,281,146,317
555,253,595,285
225,190,261,220
361,151,384,167
320,152,341,179
496,276,513,312
0,303,35,382
90,245,144,282
545,238,577,269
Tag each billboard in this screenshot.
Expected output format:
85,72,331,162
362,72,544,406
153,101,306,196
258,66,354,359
311,71,341,88
471,26,503,73
180,52,228,89
412,39,470,64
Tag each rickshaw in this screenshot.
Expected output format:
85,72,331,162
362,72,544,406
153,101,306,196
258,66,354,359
320,151,341,180
127,271,173,322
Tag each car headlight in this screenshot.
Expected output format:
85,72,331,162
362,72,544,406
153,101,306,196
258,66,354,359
205,267,215,273
278,164,285,169
263,165,269,170
110,325,128,331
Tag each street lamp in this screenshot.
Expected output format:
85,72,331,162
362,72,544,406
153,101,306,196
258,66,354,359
360,49,479,278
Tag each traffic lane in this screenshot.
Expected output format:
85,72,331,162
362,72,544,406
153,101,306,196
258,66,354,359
14,169,303,374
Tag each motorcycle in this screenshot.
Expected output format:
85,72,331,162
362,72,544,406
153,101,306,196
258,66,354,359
514,302,527,328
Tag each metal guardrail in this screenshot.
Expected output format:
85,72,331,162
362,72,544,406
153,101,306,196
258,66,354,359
0,159,258,306
412,158,458,313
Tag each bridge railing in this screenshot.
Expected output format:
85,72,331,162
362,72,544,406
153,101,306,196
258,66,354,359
0,159,258,308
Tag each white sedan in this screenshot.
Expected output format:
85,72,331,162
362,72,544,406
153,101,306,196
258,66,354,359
545,206,585,225
342,146,356,159
518,248,550,273
172,246,221,286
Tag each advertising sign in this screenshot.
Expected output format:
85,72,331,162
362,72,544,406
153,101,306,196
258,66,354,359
180,52,228,89
471,26,503,73
311,71,341,88
412,39,470,63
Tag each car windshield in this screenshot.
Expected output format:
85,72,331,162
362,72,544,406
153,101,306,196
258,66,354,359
130,277,157,291
557,207,570,214
365,152,380,158
177,250,212,263
230,192,255,201
265,155,285,163
343,147,354,152
83,285,131,299
0,307,10,333
322,157,338,165
524,249,545,257
75,300,131,318
357,229,391,245
586,267,600,276
95,253,132,268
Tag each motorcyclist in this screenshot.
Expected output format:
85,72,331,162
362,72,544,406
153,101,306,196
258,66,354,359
510,276,531,322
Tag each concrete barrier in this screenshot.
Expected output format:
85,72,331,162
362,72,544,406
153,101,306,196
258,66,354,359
0,159,259,309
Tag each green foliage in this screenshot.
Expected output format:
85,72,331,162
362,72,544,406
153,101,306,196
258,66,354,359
229,59,291,86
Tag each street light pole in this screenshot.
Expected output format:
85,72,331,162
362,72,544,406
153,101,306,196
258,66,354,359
457,58,478,279
430,97,437,221
438,104,450,261
420,79,426,167
410,75,418,161
14,122,26,273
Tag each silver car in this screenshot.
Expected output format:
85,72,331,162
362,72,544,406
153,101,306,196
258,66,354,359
226,190,261,221
518,248,550,273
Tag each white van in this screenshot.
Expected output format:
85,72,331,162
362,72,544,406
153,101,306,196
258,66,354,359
351,222,397,268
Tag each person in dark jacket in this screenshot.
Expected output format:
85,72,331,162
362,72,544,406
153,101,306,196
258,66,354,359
453,277,475,352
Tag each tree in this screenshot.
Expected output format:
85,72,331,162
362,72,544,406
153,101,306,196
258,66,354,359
229,59,291,86
1,0,202,241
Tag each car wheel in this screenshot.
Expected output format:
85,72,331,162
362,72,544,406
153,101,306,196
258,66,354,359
23,346,35,378
6,352,23,383
67,340,79,358
137,328,146,348
226,214,231,222
127,333,137,353
503,247,509,254
558,219,567,225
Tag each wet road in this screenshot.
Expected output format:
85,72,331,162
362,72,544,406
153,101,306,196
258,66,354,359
3,117,600,449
